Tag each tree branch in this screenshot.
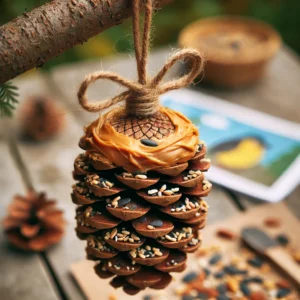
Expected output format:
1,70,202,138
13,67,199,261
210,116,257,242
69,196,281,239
0,0,171,84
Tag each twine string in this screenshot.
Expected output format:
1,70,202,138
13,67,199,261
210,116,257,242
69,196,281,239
77,0,204,117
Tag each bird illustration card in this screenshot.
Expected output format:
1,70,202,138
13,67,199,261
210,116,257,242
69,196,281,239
162,89,300,202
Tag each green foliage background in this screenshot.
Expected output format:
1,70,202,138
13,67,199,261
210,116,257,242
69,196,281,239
1,0,300,71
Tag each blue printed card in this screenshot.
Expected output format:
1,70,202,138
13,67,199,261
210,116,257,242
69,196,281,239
162,89,300,202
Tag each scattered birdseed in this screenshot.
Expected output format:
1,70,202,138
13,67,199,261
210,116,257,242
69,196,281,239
248,257,264,268
216,228,236,241
209,253,222,265
276,233,289,246
182,271,198,283
224,265,248,275
214,270,225,279
240,282,251,296
227,278,239,292
292,250,300,264
182,295,194,300
108,294,117,300
276,279,291,290
217,295,230,300
264,280,276,290
217,283,227,294
173,242,298,300
277,288,291,298
242,276,263,284
203,268,211,276
264,217,281,228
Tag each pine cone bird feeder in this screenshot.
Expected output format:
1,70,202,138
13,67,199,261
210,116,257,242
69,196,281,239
72,0,210,295
3,190,65,251
73,108,211,294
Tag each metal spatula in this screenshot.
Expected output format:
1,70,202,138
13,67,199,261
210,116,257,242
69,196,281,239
242,227,300,289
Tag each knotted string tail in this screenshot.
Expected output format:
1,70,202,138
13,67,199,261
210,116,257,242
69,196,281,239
77,0,205,117
132,0,152,85
132,0,142,82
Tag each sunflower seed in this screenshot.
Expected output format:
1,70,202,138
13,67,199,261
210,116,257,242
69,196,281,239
110,228,118,239
160,184,167,192
135,174,147,179
141,139,158,147
163,190,173,196
118,197,131,207
150,220,163,227
148,189,158,195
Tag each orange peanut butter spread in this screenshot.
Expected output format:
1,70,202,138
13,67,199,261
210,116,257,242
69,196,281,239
81,107,199,173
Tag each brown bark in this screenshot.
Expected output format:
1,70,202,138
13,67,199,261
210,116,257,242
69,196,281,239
0,0,171,84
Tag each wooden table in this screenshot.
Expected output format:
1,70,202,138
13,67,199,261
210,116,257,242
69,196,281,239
0,47,299,300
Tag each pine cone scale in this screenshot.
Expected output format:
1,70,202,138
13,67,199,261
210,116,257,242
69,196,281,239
20,223,40,238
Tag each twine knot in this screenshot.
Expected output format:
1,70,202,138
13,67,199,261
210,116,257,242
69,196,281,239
127,86,159,116
77,0,204,117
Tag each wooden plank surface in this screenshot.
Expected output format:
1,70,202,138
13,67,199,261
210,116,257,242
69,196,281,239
72,202,300,300
0,136,58,300
10,73,86,300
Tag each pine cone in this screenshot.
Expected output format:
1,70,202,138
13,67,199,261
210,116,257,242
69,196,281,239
3,190,65,251
20,96,65,142
72,107,211,295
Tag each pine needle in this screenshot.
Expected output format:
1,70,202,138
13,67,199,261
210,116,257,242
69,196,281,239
0,82,19,117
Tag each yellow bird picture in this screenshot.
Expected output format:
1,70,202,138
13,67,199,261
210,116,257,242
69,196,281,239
211,136,267,170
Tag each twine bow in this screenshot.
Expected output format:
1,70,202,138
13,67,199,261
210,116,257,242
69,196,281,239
77,0,204,117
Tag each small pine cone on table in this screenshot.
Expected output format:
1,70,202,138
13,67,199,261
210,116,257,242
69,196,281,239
3,190,65,251
20,96,65,142
72,107,212,295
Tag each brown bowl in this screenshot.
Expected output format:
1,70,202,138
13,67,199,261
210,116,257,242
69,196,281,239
179,16,281,88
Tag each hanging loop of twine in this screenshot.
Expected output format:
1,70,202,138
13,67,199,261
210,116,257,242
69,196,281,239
77,0,204,117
